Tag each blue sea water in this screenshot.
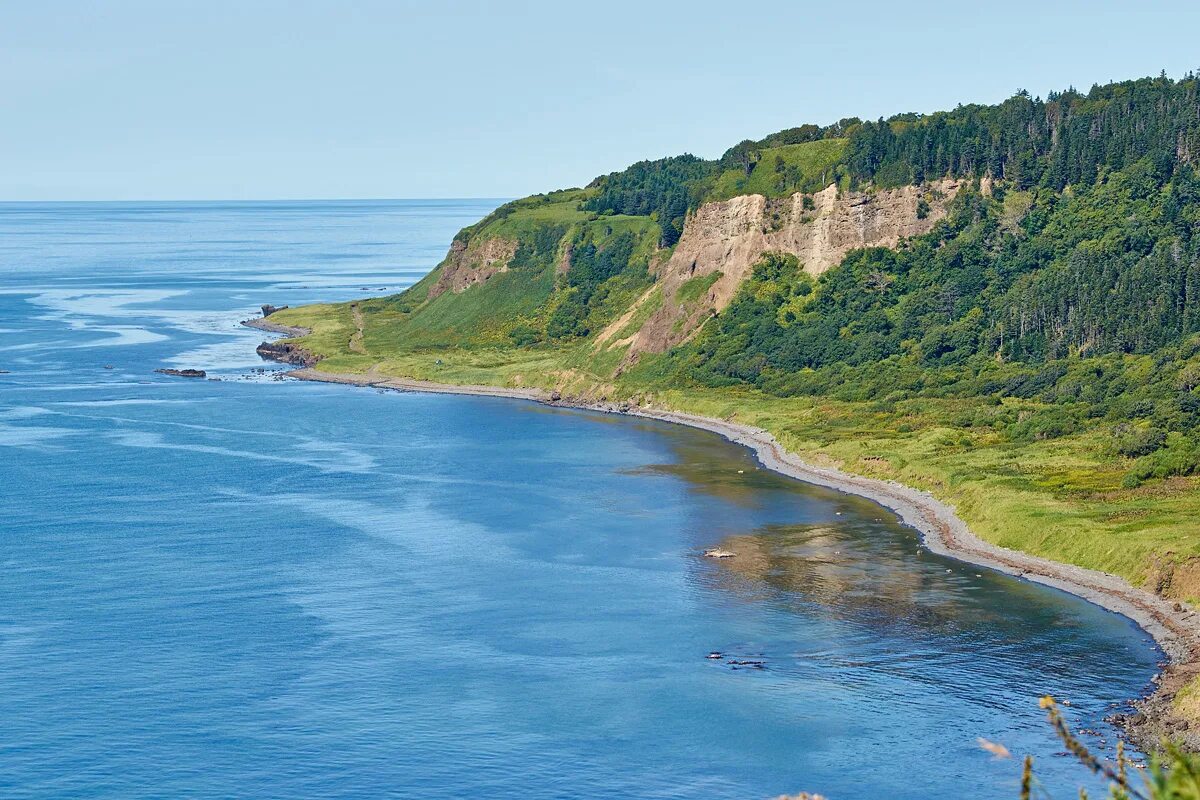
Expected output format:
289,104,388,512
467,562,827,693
0,200,1160,799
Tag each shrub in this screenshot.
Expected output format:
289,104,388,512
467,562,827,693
1113,424,1167,457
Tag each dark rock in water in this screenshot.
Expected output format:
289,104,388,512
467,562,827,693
256,340,317,367
155,368,206,378
103,365,114,370
261,304,288,317
0,369,9,374
706,651,723,660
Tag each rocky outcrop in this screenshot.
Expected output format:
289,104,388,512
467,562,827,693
624,179,964,355
261,304,288,317
555,241,574,275
154,368,206,378
255,340,318,367
429,236,518,299
241,317,312,337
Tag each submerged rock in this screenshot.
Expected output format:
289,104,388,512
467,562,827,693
154,368,206,378
728,659,766,669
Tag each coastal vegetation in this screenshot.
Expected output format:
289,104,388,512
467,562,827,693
269,71,1200,742
1000,698,1200,800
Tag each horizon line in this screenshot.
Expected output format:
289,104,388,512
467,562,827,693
0,196,517,205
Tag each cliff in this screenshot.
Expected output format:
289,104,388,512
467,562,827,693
622,178,963,355
430,236,518,298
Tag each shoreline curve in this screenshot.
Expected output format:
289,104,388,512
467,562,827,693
279,363,1200,751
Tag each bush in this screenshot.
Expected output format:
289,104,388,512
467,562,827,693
1007,408,1081,441
508,324,540,347
1113,424,1167,457
1124,435,1200,484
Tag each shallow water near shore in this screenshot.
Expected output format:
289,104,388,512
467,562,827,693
0,200,1161,799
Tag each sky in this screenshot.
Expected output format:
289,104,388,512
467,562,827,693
2,0,1198,201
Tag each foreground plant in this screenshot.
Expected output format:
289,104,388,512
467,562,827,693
779,699,1200,799
1020,697,1200,800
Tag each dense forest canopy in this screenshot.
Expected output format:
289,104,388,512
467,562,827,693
658,74,1200,486
584,74,1200,216
847,75,1200,189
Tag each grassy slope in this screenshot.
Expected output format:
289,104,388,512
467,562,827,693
315,191,662,357
707,139,848,200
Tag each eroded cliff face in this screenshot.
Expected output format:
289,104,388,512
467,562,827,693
621,179,964,356
429,236,518,299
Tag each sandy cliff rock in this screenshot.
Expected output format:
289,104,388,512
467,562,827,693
625,179,963,355
430,236,518,299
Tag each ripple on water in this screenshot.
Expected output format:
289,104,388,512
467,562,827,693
0,201,1160,800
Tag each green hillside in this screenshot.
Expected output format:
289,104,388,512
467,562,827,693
271,73,1200,616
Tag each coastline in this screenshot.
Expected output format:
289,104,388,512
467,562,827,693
241,316,313,337
279,361,1200,750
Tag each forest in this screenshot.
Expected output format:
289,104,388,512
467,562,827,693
674,154,1200,485
585,74,1200,212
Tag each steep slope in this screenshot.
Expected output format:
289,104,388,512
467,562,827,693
431,236,518,297
623,178,963,355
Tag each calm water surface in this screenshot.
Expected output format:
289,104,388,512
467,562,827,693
0,201,1160,798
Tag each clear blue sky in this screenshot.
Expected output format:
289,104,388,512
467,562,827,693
3,0,1197,200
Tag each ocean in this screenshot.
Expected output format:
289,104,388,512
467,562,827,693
0,200,1159,798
